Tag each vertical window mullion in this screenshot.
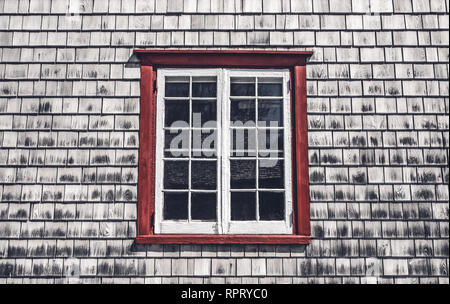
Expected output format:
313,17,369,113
155,72,165,234
217,68,224,234
283,71,293,229
221,69,230,234
188,76,192,223
255,76,260,222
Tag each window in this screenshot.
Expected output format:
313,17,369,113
135,50,312,244
156,68,292,235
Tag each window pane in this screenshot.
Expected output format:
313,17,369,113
191,192,217,220
192,100,217,127
164,192,188,220
191,129,217,158
164,160,189,189
165,82,189,97
192,82,217,97
258,81,283,96
230,160,256,189
259,192,285,221
164,130,189,158
230,99,255,124
231,192,256,221
258,100,283,126
230,78,255,96
165,100,189,127
258,129,284,155
259,160,284,189
191,160,217,190
230,128,256,156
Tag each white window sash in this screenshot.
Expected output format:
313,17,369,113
155,68,292,235
155,68,223,234
223,69,293,235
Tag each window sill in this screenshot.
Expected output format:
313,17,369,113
136,234,310,244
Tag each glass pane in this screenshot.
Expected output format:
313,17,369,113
192,82,217,97
259,192,285,221
230,99,255,124
258,100,283,126
164,130,189,158
164,160,189,189
259,159,284,189
230,78,255,96
258,129,284,154
230,160,256,189
165,100,189,127
191,192,217,220
191,129,217,158
191,160,217,190
165,82,189,97
258,83,283,96
231,192,256,221
230,128,256,156
192,100,217,127
164,192,188,220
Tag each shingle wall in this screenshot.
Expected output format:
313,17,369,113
0,0,449,284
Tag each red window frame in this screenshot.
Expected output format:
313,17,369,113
135,50,312,244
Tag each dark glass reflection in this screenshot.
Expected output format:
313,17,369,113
191,161,217,190
258,83,283,96
164,160,189,189
192,82,217,97
230,83,255,96
230,160,256,189
165,100,189,127
259,192,284,220
258,100,283,126
191,192,217,220
165,82,189,97
230,99,255,123
259,160,284,189
192,100,217,126
231,192,256,221
164,192,188,220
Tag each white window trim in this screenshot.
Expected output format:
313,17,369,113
155,68,292,235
